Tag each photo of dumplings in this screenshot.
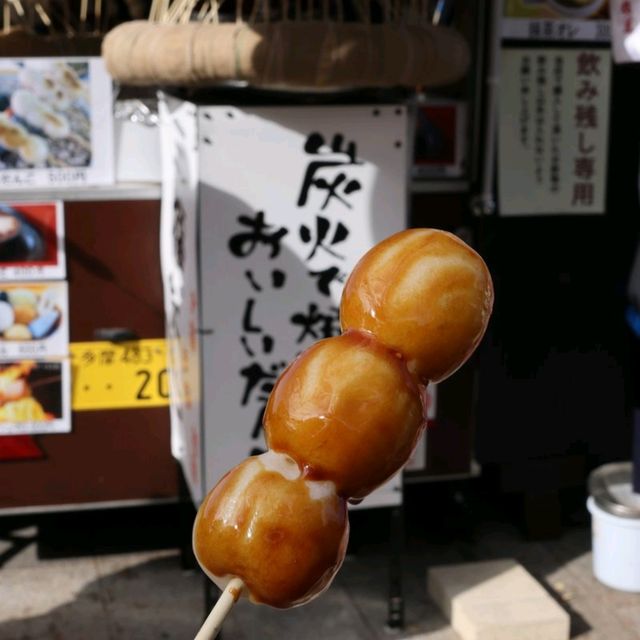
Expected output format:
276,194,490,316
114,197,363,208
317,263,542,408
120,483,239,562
0,285,63,342
0,61,91,169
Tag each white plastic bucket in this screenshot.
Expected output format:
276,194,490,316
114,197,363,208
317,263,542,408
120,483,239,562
587,495,640,592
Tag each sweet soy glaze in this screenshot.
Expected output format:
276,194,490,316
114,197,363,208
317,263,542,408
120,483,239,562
264,330,425,500
341,229,494,384
193,228,494,609
193,451,349,608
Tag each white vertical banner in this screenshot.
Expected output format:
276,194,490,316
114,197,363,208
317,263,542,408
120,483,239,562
610,0,640,62
159,97,203,502
499,48,611,215
198,105,409,508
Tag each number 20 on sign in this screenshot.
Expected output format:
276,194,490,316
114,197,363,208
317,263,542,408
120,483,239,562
70,339,170,411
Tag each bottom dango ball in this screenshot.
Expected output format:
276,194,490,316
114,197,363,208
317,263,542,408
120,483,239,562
192,451,349,609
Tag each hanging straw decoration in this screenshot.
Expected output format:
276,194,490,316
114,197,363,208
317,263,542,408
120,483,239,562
102,0,469,89
0,0,123,45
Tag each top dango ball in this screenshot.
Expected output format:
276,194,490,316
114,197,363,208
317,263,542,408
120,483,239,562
340,229,494,384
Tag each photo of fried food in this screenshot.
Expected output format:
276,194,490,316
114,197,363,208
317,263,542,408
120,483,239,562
0,360,62,424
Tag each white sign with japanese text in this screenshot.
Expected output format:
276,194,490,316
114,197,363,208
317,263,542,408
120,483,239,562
159,96,203,502
499,49,611,215
197,105,409,509
501,17,610,42
502,0,610,42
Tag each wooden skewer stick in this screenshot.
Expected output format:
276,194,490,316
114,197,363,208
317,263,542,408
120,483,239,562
155,0,169,22
165,0,191,23
94,0,102,33
79,0,87,28
179,0,198,24
2,2,10,34
158,0,171,22
194,578,244,640
148,0,159,20
8,0,24,19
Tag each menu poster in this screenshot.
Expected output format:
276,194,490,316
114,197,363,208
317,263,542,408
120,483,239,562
503,0,610,42
413,102,466,179
0,57,113,189
498,49,611,215
0,281,69,359
0,202,65,281
0,359,71,435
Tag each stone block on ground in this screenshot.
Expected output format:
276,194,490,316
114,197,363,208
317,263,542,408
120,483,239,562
427,558,570,640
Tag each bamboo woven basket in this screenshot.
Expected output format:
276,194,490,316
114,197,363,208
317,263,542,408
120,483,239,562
102,0,469,89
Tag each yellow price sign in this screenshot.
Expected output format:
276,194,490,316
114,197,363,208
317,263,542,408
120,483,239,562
70,339,170,411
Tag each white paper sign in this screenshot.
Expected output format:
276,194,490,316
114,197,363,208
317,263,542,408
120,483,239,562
499,49,611,215
0,57,113,189
0,281,69,359
0,202,65,281
0,359,71,435
197,105,409,507
610,0,640,61
159,97,203,502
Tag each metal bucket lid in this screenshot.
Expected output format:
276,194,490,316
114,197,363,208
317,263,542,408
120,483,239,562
589,462,640,519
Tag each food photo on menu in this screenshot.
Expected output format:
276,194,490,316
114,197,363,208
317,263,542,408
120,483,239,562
0,60,91,170
0,282,68,358
0,202,65,279
413,103,464,179
0,360,69,434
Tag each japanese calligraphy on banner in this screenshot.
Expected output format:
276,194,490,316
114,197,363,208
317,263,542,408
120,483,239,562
159,96,202,501
502,0,610,42
610,0,640,61
197,105,408,508
499,49,611,216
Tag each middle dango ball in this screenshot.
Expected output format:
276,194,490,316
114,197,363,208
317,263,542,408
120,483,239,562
264,330,425,500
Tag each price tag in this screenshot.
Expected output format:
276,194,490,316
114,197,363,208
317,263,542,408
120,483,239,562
70,339,169,411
